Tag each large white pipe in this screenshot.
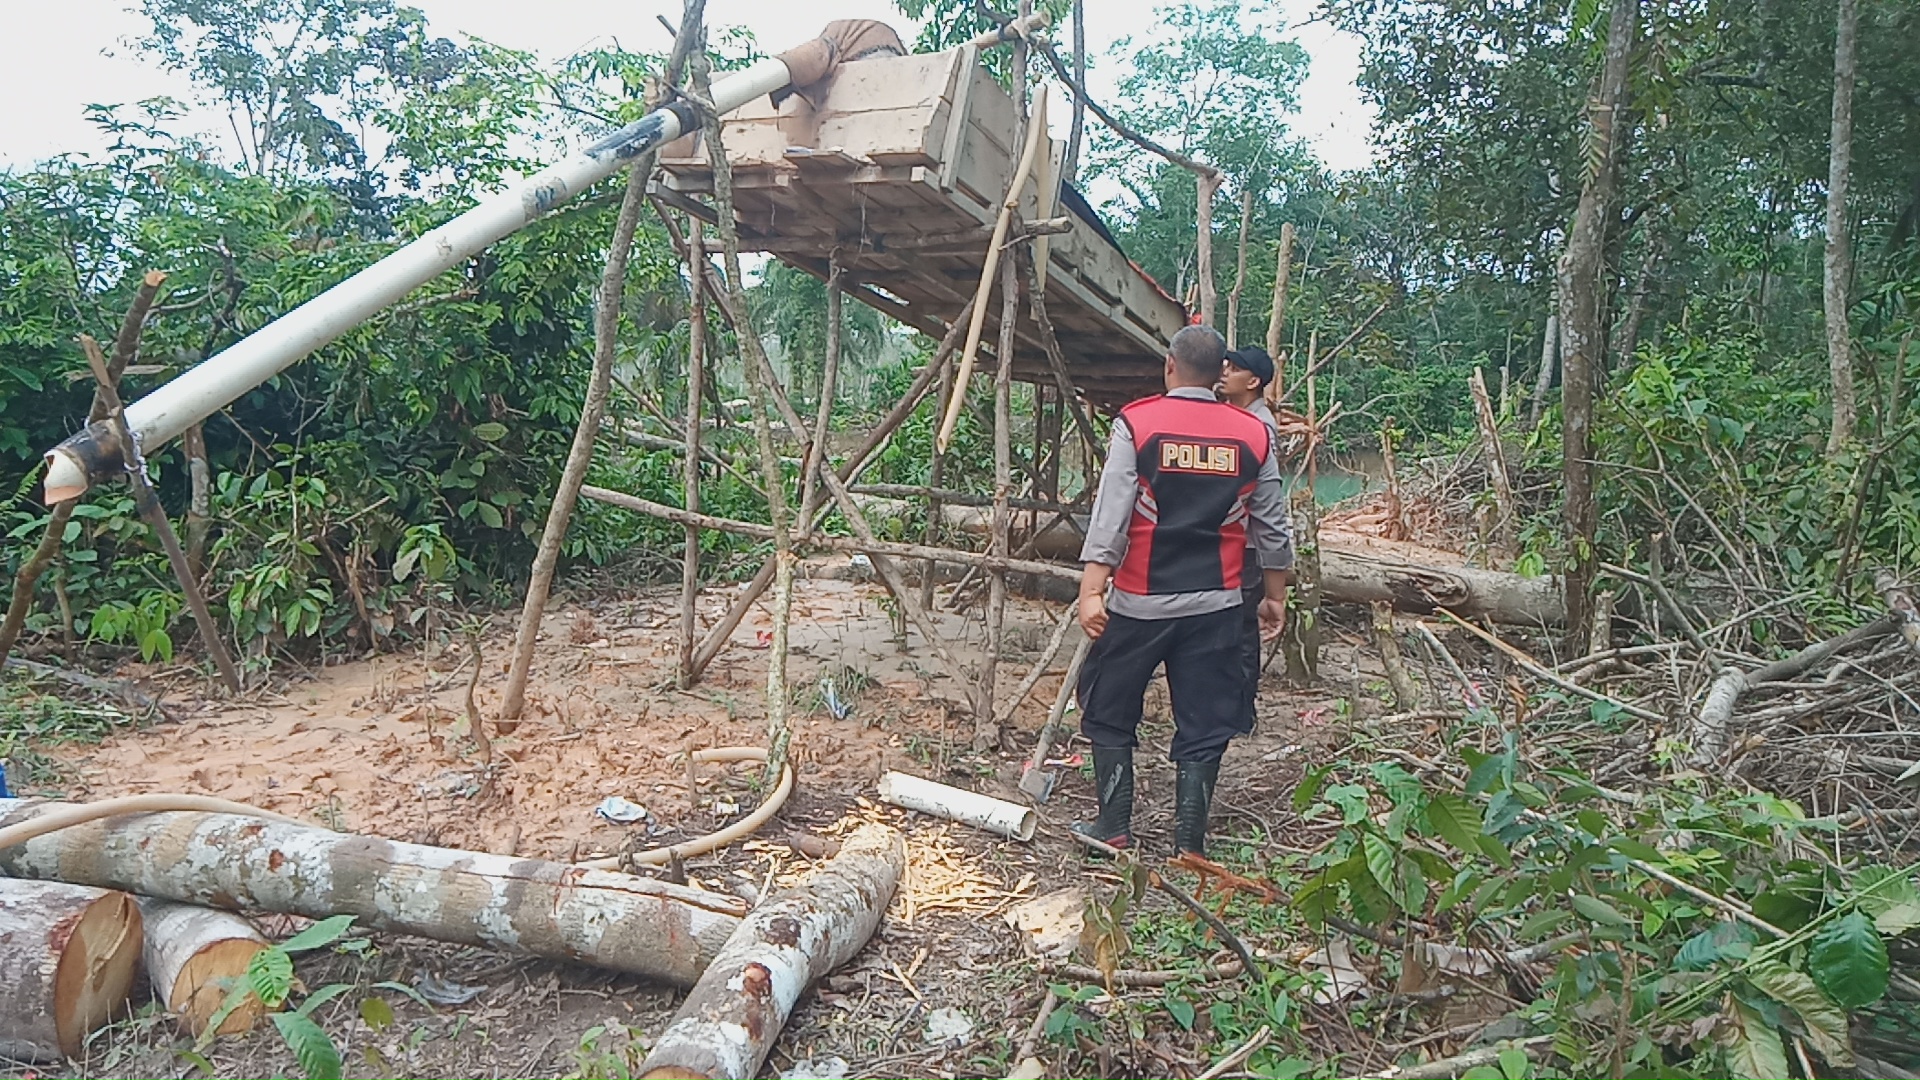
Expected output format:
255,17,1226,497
42,57,794,504
876,771,1038,841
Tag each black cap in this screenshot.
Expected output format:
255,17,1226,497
1226,346,1275,387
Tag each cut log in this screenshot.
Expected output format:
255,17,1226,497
0,799,746,986
137,899,269,1036
639,823,906,1080
0,879,143,1062
1687,614,1897,767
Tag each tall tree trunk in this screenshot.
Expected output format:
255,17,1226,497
1196,171,1222,329
1823,0,1859,455
182,423,211,581
678,218,708,689
1558,0,1637,651
1527,297,1558,431
1615,226,1664,371
1063,0,1086,186
1265,222,1295,406
1226,186,1255,348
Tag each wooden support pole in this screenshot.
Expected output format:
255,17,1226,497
695,32,799,783
921,348,955,615
1282,334,1323,686
1470,366,1517,561
1265,223,1294,407
137,899,270,1036
1,271,168,668
1022,252,1104,460
638,825,904,1080
0,800,746,986
502,167,650,727
79,333,244,694
707,285,987,716
797,255,844,527
503,11,703,723
1371,602,1419,712
1226,185,1255,348
678,216,709,688
683,305,970,685
0,879,143,1063
984,247,1017,747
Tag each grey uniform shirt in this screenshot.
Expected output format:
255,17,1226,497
1079,387,1295,620
1243,398,1285,562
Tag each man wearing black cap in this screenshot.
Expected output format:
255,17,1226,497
1070,326,1294,856
1220,346,1294,740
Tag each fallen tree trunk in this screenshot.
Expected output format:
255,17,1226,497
0,800,746,986
588,488,1567,626
137,899,269,1036
0,879,143,1062
1688,613,1898,767
640,823,906,1080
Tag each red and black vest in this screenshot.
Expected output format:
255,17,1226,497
1115,394,1271,596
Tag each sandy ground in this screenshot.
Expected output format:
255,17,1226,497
8,568,1378,1079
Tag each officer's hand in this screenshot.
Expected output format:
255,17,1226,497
1257,598,1286,640
1078,594,1109,640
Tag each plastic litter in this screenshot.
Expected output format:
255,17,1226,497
593,796,649,825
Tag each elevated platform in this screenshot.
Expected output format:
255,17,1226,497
656,45,1185,408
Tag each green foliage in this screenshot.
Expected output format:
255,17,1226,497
200,914,358,1080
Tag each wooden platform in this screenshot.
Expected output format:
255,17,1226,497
656,45,1185,408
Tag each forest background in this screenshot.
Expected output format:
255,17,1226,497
0,0,1913,669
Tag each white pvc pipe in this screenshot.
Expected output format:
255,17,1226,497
43,56,795,503
876,770,1037,841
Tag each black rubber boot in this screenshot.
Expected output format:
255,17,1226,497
1174,760,1221,856
1070,746,1135,852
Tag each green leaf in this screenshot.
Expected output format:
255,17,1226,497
471,421,509,442
281,915,355,954
474,500,504,529
1364,833,1400,901
1426,793,1485,855
1165,993,1195,1030
248,948,295,1008
1292,764,1331,812
1807,912,1888,1009
272,1011,344,1080
1852,865,1920,936
1571,893,1631,928
1498,1047,1531,1080
1722,1000,1790,1080
1747,962,1852,1068
359,995,395,1030
1607,836,1665,863
294,982,354,1018
195,980,254,1051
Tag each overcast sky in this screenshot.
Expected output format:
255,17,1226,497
0,0,1376,172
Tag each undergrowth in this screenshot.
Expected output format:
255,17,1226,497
1046,708,1920,1079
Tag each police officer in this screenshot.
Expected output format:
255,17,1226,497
1072,326,1294,856
1218,346,1294,739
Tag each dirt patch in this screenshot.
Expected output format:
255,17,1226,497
9,571,1376,1079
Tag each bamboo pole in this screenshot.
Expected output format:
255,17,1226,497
921,354,956,614
1264,223,1294,407
936,83,1049,453
797,256,844,527
678,216,708,688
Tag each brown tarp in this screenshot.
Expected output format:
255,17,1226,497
772,20,907,109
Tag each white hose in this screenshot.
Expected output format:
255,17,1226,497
575,746,795,870
0,794,309,852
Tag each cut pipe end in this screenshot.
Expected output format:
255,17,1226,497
42,449,89,504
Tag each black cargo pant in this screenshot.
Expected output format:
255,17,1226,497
1077,604,1247,763
1239,565,1265,730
